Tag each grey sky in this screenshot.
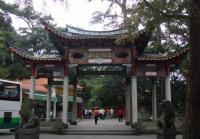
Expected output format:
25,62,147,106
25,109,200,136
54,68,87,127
9,0,110,31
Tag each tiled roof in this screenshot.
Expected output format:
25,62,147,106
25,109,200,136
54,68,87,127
46,24,117,40
137,47,189,62
21,78,48,93
9,46,63,61
9,45,188,62
66,25,125,36
20,78,83,94
43,21,146,40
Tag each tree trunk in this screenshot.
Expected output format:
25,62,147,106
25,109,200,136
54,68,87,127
184,0,200,138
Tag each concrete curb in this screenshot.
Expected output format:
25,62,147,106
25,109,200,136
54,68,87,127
39,127,183,135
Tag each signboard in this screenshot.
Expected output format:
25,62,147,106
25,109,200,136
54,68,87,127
36,66,64,78
88,59,112,64
69,48,132,64
136,63,167,77
55,87,73,96
145,72,157,76
37,68,52,78
52,71,63,77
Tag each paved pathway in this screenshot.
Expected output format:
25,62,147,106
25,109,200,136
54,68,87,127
0,118,183,139
0,132,183,139
68,118,132,131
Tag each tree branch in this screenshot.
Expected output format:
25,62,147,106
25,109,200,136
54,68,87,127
143,0,189,21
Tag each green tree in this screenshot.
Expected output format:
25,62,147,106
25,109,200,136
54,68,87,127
0,0,55,80
79,75,126,109
171,70,187,116
0,0,18,79
89,0,189,51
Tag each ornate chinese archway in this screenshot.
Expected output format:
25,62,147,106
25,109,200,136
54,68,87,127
7,22,189,125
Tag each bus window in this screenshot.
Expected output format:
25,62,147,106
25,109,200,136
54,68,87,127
0,82,20,101
0,82,7,98
0,82,5,91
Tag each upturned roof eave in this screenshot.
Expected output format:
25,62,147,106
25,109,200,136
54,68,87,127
136,47,189,63
42,21,147,41
44,22,119,40
9,46,63,62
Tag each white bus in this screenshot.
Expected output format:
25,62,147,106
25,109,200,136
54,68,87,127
0,79,22,129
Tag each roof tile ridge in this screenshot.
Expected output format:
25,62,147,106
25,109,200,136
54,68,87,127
41,20,72,38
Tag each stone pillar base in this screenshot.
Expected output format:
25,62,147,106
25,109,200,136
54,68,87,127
125,121,131,125
15,128,39,139
70,121,77,125
157,130,176,139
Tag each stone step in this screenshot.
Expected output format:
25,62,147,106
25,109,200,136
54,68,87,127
66,129,134,132
40,129,136,135
65,130,135,135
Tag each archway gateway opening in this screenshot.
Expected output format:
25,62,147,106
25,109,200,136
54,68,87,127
77,65,127,116
73,65,129,131
7,21,188,127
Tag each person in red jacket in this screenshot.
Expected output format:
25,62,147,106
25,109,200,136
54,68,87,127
93,107,99,125
118,108,123,122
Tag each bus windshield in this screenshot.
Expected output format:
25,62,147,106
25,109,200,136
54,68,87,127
0,81,20,101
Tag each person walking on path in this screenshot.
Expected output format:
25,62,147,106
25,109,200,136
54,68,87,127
102,108,105,120
84,109,88,119
93,107,99,125
117,108,123,122
110,108,114,119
